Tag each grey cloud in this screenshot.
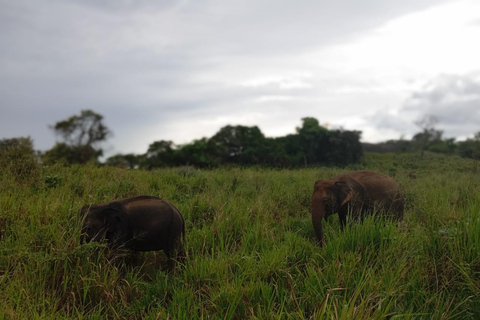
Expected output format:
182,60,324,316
402,73,480,137
365,73,480,140
2,0,452,59
67,0,178,12
407,74,480,106
0,0,461,156
468,18,480,26
367,111,414,132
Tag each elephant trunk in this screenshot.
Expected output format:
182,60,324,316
311,193,325,245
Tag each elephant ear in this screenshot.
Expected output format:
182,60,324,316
104,203,123,232
80,205,90,218
335,181,355,206
341,190,355,206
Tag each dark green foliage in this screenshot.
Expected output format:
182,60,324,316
175,138,220,168
39,114,364,169
136,118,363,169
43,110,111,165
326,129,363,165
457,132,480,160
43,175,62,189
105,153,140,169
362,116,478,159
43,142,102,165
0,137,40,183
51,110,110,146
209,125,267,165
262,119,363,167
143,140,177,168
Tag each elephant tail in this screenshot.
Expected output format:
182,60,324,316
178,210,187,264
181,215,186,242
167,201,186,250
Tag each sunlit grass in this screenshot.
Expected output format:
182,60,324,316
0,153,479,318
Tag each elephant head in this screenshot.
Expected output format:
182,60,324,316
80,202,130,248
311,179,355,244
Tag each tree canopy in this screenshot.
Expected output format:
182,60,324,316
0,137,40,181
43,110,111,165
106,117,363,169
5,109,480,169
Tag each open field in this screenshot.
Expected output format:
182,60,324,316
1,153,480,319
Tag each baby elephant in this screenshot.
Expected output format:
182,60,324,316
80,195,185,269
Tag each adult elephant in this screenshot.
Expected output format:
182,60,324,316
311,170,404,245
80,195,185,269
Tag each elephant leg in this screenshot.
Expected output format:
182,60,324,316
164,250,175,271
165,234,184,272
395,198,405,221
176,240,185,265
338,211,347,230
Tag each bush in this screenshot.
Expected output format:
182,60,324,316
0,137,41,183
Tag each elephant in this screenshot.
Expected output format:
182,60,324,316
311,170,404,245
80,195,185,269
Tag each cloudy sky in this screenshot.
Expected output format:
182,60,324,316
1,0,480,157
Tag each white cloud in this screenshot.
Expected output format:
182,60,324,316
305,0,480,92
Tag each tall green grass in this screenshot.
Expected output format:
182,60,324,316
0,153,479,319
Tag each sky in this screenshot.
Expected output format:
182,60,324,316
1,0,480,157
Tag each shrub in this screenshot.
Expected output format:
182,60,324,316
0,137,41,183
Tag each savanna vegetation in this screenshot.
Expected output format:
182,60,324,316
1,151,480,319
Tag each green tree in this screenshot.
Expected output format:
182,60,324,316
258,137,292,167
0,137,40,182
43,110,111,165
133,117,363,169
296,117,329,166
262,118,362,167
413,115,442,155
428,137,457,154
326,130,363,165
458,132,480,160
175,138,220,168
143,140,177,168
209,125,266,165
43,144,101,165
105,153,140,169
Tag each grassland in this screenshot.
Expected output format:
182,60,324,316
0,153,479,319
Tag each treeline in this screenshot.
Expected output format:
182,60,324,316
2,110,480,171
362,118,480,159
0,111,363,169
107,117,363,169
363,136,480,159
